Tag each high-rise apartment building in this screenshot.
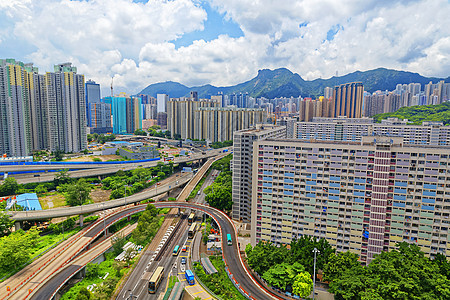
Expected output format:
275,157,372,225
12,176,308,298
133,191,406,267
0,59,34,156
104,93,142,135
298,97,332,121
332,82,364,118
194,107,267,142
85,80,112,134
45,63,87,153
295,117,374,142
251,136,450,263
0,59,87,155
167,97,219,140
294,117,450,146
232,124,286,223
276,117,296,138
324,87,333,99
85,80,100,127
157,94,168,113
29,71,48,151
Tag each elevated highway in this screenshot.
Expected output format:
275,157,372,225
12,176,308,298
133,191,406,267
7,172,193,222
18,202,278,300
0,149,226,173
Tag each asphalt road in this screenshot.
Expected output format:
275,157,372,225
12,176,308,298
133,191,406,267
117,216,190,300
151,202,279,300
1,205,147,300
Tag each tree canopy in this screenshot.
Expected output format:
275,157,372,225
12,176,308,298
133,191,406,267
0,227,40,272
327,243,450,300
372,102,450,125
0,177,19,196
64,178,92,206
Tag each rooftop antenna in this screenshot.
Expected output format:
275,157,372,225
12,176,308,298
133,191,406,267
111,77,114,97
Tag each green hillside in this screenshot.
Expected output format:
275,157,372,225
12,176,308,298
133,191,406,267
138,67,450,99
372,102,450,125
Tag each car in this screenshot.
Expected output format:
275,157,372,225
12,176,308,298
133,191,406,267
181,257,186,264
182,245,187,252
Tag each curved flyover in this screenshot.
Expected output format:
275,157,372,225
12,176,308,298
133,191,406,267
22,202,279,300
1,205,147,300
0,149,226,173
7,172,193,221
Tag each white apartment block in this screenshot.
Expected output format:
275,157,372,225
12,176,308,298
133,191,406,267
295,117,450,146
194,107,267,143
251,136,450,264
232,124,286,223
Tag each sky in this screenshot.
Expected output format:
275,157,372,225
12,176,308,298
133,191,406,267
1,0,449,95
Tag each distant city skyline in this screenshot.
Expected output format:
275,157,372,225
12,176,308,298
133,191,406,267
1,0,449,95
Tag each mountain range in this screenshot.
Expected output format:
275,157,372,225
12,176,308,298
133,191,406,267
138,68,450,99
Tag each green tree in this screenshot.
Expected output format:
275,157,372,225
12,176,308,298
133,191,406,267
113,260,125,277
262,262,307,291
0,177,19,196
292,271,313,298
86,262,100,278
54,169,72,186
323,251,360,282
288,236,335,275
157,171,166,179
53,150,64,161
205,185,232,211
34,184,47,195
112,232,127,255
0,211,13,237
75,288,92,300
366,242,450,299
0,227,40,271
134,129,147,136
65,178,92,206
434,253,450,280
246,241,289,275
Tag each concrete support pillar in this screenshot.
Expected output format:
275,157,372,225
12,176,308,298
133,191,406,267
79,214,84,227
75,267,86,279
15,221,22,231
3,172,8,180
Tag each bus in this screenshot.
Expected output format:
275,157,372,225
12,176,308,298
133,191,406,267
148,266,164,294
188,222,197,238
227,234,232,246
185,269,195,285
173,245,180,256
188,213,195,225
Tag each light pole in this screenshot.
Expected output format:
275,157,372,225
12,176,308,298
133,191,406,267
312,247,320,300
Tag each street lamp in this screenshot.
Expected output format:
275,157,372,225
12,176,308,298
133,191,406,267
312,247,320,300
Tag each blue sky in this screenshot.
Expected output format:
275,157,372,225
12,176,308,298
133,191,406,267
171,1,243,49
0,0,449,94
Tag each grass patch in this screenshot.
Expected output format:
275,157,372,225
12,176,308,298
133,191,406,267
39,193,66,209
193,255,247,300
29,228,81,258
158,208,171,214
168,275,179,289
60,253,122,300
0,227,81,281
186,169,211,201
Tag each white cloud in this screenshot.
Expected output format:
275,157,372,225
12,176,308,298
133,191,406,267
0,0,449,95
